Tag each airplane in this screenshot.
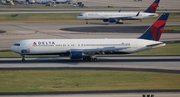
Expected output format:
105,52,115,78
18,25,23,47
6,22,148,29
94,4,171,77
77,0,160,24
10,13,169,62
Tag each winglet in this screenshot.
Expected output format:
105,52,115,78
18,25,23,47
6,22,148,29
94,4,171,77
136,11,140,16
144,0,160,13
138,13,169,41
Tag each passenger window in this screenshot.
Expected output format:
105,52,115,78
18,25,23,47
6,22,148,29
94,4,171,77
79,14,83,16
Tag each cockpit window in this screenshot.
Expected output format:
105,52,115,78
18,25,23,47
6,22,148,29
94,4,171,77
79,14,83,16
14,43,20,46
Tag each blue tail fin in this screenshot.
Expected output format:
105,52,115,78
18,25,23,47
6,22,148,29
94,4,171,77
138,13,169,41
144,0,160,13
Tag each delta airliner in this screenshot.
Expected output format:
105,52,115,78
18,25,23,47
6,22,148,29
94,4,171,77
77,0,160,24
10,13,169,62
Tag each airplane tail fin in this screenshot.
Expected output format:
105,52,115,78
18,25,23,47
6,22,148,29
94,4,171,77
138,13,169,41
144,0,160,13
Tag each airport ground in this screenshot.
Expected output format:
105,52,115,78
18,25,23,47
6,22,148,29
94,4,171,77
1,93,180,97
1,1,180,96
1,0,180,10
1,57,180,97
0,21,180,97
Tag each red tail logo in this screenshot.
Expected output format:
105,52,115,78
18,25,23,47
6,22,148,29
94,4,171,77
150,20,166,41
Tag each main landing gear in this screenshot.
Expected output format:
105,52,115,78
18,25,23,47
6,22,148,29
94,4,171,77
21,55,25,62
116,19,123,24
85,20,88,24
116,22,123,24
83,55,97,62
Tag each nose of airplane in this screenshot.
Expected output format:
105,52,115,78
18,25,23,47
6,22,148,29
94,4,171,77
10,45,19,53
77,14,85,19
10,46,14,51
77,16,81,19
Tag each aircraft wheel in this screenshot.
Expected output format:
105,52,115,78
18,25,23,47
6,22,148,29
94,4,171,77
85,20,88,24
90,58,97,62
22,58,25,62
116,22,123,24
90,58,94,62
83,56,97,62
21,55,25,62
83,57,88,61
119,22,123,24
83,58,85,60
93,58,97,62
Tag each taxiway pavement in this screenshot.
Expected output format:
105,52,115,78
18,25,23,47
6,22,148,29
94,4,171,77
1,92,180,97
0,16,180,97
1,0,180,9
1,11,180,15
0,56,180,71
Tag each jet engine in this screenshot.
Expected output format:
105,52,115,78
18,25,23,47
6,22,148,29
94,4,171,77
103,19,109,22
108,18,117,23
103,18,117,23
70,51,83,59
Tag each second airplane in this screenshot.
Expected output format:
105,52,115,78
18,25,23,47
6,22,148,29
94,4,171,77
77,0,160,24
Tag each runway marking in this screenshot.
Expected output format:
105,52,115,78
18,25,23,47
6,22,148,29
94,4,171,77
0,89,180,95
0,67,180,74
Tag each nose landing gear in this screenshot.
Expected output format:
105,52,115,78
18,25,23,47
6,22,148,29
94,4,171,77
85,20,88,24
116,19,123,24
21,55,25,62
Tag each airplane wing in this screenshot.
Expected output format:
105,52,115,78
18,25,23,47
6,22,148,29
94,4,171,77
108,11,140,20
69,47,130,54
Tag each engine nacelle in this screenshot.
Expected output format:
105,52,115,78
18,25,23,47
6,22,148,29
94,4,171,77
70,51,83,59
108,18,117,23
103,19,109,22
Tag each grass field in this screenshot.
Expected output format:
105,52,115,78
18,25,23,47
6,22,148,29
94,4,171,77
0,13,79,22
0,13,180,22
165,26,180,31
0,70,180,92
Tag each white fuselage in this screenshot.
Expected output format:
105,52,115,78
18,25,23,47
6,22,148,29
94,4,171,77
77,11,158,20
10,38,165,55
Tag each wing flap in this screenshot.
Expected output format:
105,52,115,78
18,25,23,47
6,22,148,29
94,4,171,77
109,12,140,20
70,47,129,54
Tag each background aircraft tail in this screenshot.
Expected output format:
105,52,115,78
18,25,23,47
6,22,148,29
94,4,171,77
138,13,169,41
144,0,160,13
